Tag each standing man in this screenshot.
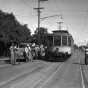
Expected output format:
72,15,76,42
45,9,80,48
27,44,33,62
10,43,15,65
35,45,40,59
40,44,45,59
24,45,29,62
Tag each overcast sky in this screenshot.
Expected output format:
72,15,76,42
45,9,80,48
0,0,88,45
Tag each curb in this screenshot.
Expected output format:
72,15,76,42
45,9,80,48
0,64,11,68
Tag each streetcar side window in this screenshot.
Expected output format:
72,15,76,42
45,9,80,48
54,35,61,46
62,36,67,46
68,36,71,46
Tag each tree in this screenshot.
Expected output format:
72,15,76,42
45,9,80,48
0,10,31,56
35,27,48,34
33,27,48,45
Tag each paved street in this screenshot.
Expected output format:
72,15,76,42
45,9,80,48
0,60,54,87
0,49,88,88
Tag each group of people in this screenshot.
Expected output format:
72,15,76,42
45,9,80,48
24,43,46,60
9,43,47,65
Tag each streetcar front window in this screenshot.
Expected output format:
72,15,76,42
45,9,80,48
62,36,67,46
54,35,61,46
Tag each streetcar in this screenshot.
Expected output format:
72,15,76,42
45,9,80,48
45,30,74,61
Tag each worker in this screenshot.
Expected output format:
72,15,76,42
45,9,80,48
24,45,29,62
27,44,33,62
10,43,15,65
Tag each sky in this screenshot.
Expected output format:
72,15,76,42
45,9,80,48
0,0,88,46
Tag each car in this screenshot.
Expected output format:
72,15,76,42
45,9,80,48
15,43,28,62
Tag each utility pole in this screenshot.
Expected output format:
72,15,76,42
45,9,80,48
34,0,48,44
34,0,44,33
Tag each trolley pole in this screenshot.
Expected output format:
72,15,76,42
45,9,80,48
57,15,63,30
57,22,63,30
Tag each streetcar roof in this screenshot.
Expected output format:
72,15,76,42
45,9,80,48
52,30,69,34
47,31,72,37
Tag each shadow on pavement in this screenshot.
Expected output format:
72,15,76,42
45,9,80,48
37,56,70,62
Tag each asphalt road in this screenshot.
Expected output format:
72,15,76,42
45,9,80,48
0,49,88,88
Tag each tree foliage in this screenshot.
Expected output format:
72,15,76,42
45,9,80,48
33,27,49,45
0,10,31,56
0,10,31,44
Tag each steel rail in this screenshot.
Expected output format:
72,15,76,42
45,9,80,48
80,65,85,88
36,62,64,88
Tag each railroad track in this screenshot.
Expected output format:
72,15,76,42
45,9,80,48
34,62,64,88
1,56,87,88
80,65,88,88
